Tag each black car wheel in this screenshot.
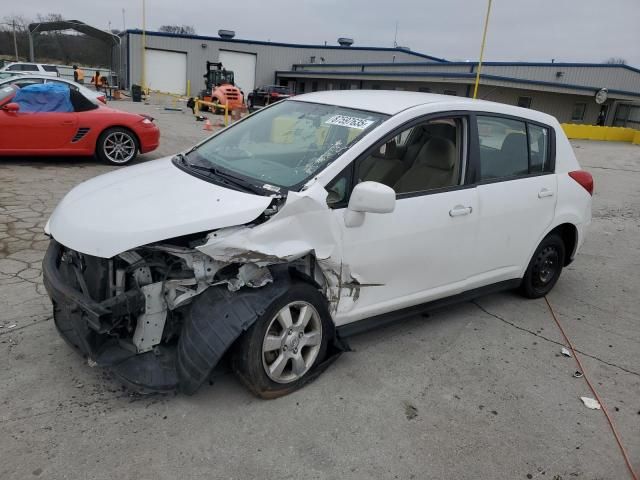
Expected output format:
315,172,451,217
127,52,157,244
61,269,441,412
520,233,566,298
231,281,333,398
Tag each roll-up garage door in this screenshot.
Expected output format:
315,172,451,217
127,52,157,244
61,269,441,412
218,50,256,94
145,49,187,94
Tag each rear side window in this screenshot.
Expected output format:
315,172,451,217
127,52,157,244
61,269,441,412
477,116,552,180
477,117,528,180
43,65,59,72
21,64,39,72
528,124,549,172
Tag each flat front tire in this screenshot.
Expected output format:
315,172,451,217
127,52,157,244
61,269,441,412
97,127,138,165
520,233,566,298
232,282,333,398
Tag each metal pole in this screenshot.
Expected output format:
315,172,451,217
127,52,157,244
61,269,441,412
472,0,492,99
141,0,146,92
12,20,19,61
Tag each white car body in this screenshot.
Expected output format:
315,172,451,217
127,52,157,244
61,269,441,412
0,74,106,105
0,62,59,77
44,91,592,393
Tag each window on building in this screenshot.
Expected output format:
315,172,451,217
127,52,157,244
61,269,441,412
297,82,305,94
444,90,457,96
477,116,529,180
311,81,318,92
571,103,587,121
418,87,432,93
372,84,381,90
339,82,348,90
517,96,532,108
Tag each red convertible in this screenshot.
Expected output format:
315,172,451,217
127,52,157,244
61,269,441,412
0,83,159,165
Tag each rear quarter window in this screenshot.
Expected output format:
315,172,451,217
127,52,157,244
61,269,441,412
43,65,59,72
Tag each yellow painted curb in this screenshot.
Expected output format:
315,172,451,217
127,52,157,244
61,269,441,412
561,124,638,143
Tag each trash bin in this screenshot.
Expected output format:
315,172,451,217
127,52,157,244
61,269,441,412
131,84,142,103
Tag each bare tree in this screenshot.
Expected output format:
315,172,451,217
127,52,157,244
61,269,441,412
158,25,196,35
604,57,627,65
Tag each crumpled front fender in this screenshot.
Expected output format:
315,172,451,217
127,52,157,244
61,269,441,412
177,268,292,394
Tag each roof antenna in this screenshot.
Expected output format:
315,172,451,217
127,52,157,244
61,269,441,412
393,21,398,48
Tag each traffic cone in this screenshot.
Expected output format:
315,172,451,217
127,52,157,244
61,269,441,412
203,118,213,131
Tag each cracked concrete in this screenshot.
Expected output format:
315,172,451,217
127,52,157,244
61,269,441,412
0,102,639,480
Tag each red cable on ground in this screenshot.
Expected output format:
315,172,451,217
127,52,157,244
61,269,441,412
544,296,639,480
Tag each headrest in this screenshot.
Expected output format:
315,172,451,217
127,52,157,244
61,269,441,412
501,132,527,157
372,139,397,159
416,137,456,170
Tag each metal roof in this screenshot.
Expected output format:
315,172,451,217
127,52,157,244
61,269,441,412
29,20,120,46
123,29,447,62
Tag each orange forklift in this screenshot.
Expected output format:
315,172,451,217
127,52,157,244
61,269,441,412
199,61,245,111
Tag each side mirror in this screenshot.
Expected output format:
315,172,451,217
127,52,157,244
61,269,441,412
344,181,396,228
3,102,20,113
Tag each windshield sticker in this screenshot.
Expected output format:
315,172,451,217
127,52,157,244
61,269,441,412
262,183,281,193
325,115,374,130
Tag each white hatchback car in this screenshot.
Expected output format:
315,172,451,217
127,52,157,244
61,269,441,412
42,91,593,397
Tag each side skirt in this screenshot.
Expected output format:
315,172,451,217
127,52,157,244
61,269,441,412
336,279,522,338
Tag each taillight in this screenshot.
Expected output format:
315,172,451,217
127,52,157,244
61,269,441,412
97,95,107,104
568,170,594,196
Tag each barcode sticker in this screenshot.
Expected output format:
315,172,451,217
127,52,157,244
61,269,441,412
325,115,374,130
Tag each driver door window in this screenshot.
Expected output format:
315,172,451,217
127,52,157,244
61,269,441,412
355,117,465,195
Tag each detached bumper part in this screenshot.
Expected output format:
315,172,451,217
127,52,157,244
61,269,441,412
43,240,178,391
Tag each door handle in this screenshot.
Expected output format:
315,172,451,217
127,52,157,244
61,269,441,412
538,188,554,198
449,205,473,217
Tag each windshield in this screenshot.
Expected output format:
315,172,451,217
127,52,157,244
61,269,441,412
188,100,387,190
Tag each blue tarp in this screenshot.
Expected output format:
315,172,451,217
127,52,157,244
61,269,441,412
13,83,73,113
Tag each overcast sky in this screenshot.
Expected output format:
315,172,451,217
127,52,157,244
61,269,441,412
10,0,640,66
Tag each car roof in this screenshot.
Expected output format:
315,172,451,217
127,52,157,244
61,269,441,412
291,90,558,124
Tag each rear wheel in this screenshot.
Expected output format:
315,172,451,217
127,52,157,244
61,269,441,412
232,282,333,398
520,233,565,298
96,127,138,165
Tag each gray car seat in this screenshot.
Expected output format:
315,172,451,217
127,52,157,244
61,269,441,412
359,139,405,187
394,137,457,193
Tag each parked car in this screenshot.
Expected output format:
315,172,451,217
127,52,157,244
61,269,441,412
0,62,60,77
42,91,592,397
0,74,107,104
0,71,25,81
247,85,292,110
0,83,159,165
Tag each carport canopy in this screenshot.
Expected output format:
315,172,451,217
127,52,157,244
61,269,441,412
28,20,120,61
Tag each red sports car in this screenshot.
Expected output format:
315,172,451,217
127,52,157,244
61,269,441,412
0,83,159,165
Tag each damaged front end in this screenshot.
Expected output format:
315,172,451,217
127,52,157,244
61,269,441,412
42,235,277,393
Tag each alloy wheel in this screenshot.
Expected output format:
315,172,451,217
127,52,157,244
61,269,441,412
261,301,323,384
104,131,136,164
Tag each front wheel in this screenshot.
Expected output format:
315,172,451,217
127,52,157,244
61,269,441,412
96,127,138,165
520,233,566,298
232,282,333,398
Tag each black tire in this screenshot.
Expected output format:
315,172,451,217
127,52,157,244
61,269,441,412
96,127,138,165
231,281,334,398
520,233,566,298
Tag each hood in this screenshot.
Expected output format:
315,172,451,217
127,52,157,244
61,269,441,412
47,157,272,258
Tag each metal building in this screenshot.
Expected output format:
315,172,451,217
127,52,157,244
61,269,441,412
276,62,640,126
118,30,443,97
118,29,640,127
